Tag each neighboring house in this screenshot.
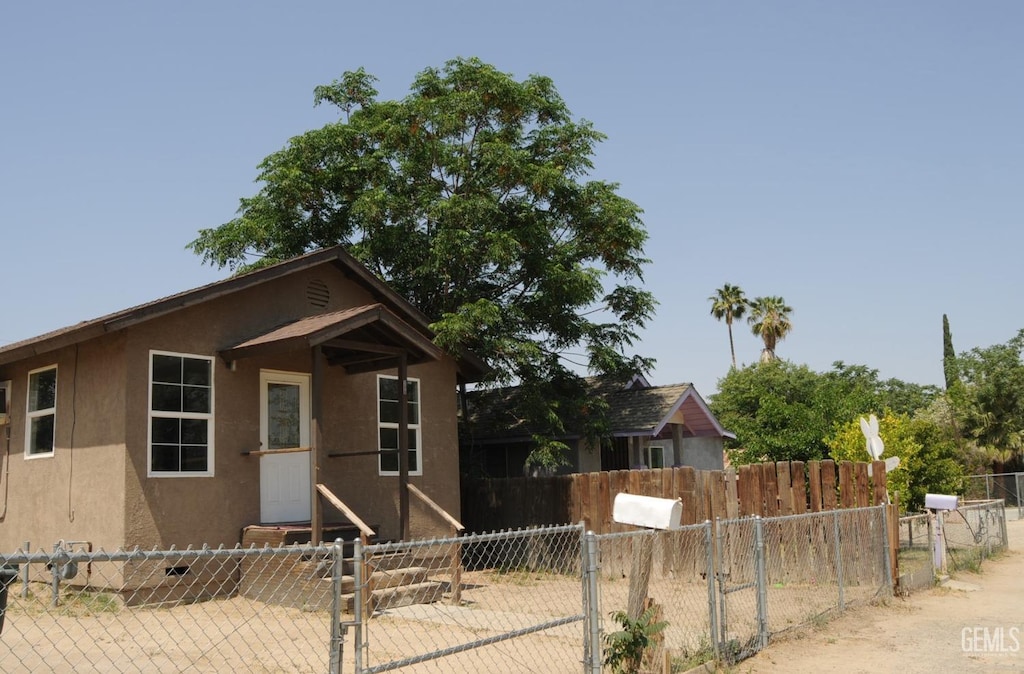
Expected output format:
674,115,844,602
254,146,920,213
0,246,485,555
460,374,734,478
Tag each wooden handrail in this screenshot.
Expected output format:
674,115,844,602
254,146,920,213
243,446,312,456
408,483,465,532
316,484,376,541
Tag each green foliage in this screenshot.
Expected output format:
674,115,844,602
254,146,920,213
826,411,965,512
188,58,656,467
747,296,793,362
952,329,1024,468
942,314,959,390
712,360,939,465
603,606,668,674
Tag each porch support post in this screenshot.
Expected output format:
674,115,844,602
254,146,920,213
672,424,684,466
398,352,410,540
311,345,325,544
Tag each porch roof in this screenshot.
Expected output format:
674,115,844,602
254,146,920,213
219,303,444,373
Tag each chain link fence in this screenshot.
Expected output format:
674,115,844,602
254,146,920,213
0,505,903,673
895,499,1009,594
965,473,1023,519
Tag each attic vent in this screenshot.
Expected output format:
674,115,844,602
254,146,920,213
307,279,330,308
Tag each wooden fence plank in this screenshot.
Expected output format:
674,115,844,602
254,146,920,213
762,463,779,517
791,461,807,515
871,461,888,505
854,463,870,508
777,461,794,516
737,465,755,516
597,471,612,534
807,460,822,512
708,470,727,521
839,462,855,508
677,467,698,525
820,460,837,510
725,468,739,519
578,473,592,530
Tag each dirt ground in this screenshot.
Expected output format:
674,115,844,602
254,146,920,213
731,516,1024,673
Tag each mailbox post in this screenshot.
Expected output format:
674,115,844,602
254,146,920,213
925,493,958,576
612,493,683,620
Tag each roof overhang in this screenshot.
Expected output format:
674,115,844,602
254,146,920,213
652,387,736,440
219,303,443,373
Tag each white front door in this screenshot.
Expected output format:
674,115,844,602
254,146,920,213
259,371,311,523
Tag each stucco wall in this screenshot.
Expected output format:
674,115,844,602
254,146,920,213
0,333,127,553
679,436,726,471
118,265,463,549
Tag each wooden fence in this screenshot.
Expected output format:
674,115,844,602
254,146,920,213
461,459,892,534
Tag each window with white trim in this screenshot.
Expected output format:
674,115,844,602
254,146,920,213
26,366,57,457
643,443,666,469
149,351,214,476
0,379,11,426
377,375,421,476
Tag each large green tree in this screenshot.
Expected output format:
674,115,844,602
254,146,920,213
747,296,793,362
189,58,656,467
953,329,1024,468
711,359,939,464
708,283,748,369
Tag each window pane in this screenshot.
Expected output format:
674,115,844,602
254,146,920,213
380,450,398,473
407,401,419,425
182,386,210,414
181,419,207,445
152,355,182,384
409,449,418,472
152,445,180,472
650,447,664,469
152,417,179,444
407,429,418,450
379,427,398,450
406,381,419,403
180,446,208,472
379,400,399,424
182,358,210,386
29,369,56,412
268,383,300,449
29,415,54,454
152,384,181,412
379,377,399,402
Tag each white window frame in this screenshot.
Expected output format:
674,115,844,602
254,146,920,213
643,443,666,470
0,379,11,426
25,365,57,459
148,350,215,478
377,374,422,477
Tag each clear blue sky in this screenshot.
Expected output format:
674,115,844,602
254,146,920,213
3,2,1022,397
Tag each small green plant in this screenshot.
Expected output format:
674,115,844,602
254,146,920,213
603,606,668,673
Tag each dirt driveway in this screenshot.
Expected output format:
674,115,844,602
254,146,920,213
735,516,1024,673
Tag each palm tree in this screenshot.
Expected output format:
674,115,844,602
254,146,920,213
708,284,749,369
748,296,793,363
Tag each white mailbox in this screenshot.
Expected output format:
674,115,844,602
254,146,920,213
612,493,683,531
924,493,958,511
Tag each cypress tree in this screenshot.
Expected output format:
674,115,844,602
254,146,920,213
942,314,958,389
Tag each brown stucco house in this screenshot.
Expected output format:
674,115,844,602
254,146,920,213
0,246,485,556
461,374,734,478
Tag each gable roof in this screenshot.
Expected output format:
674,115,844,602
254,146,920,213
463,375,734,442
0,246,486,379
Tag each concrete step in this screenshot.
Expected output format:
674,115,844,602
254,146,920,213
342,580,446,613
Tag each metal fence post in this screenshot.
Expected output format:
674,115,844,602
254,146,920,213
999,501,1008,549
353,537,364,674
330,538,344,674
20,542,29,599
584,531,602,674
703,521,720,661
753,516,768,650
833,510,845,611
715,517,728,648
